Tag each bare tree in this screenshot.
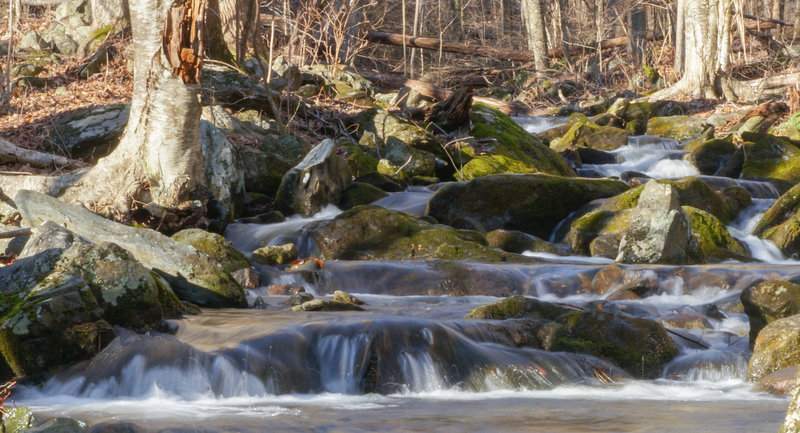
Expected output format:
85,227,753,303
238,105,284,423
521,0,548,74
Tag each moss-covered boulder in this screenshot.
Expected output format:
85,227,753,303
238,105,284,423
740,132,800,182
466,296,678,378
549,113,631,152
0,242,183,378
749,315,800,381
687,138,737,175
252,243,298,266
645,116,713,142
426,174,628,239
354,108,438,153
171,229,250,274
461,105,575,179
684,206,748,262
307,205,512,262
742,280,800,349
774,110,800,141
486,229,569,255
754,183,800,236
342,142,380,178
339,181,389,210
239,134,309,196
564,209,633,257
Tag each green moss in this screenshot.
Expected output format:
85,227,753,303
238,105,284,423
643,65,659,83
754,183,800,236
466,104,574,179
741,133,800,182
684,206,747,259
342,143,379,177
550,115,631,152
465,295,570,320
171,229,250,274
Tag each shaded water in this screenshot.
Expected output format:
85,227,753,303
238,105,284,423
16,116,795,432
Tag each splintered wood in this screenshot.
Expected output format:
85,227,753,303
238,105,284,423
162,0,206,84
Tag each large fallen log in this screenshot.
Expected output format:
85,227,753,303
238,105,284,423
365,30,660,62
356,70,542,116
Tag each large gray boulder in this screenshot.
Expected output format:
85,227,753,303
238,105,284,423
616,180,693,264
47,104,129,159
274,139,352,216
749,315,800,382
15,190,246,308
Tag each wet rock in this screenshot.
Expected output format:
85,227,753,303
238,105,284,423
749,315,800,381
756,366,798,396
252,243,298,266
466,296,678,378
291,299,364,312
486,229,570,255
564,209,633,256
171,229,250,274
687,138,737,175
616,180,695,264
2,407,35,433
645,115,713,142
426,173,628,239
684,206,747,262
46,103,129,159
288,258,323,272
462,105,575,179
782,369,800,432
274,138,352,217
308,205,511,262
742,280,800,348
754,183,800,257
550,113,631,152
267,284,304,295
28,417,88,433
339,182,388,210
231,267,259,289
285,291,314,306
333,290,365,305
659,311,712,329
740,132,800,183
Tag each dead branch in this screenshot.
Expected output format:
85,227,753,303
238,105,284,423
0,137,82,169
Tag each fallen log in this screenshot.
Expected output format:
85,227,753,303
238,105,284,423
365,30,661,62
356,70,542,116
0,137,81,169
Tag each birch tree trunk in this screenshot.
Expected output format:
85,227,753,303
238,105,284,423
652,0,734,99
58,0,208,211
521,0,548,73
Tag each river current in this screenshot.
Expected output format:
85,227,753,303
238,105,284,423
14,116,795,432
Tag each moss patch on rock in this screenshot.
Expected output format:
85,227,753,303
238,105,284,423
684,206,748,261
171,229,250,274
740,133,800,182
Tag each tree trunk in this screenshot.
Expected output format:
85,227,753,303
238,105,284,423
206,0,257,63
653,0,733,99
628,7,647,66
675,0,686,75
521,0,548,73
59,0,208,211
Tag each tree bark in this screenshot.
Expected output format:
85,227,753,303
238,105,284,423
675,0,686,75
521,0,549,73
56,0,208,211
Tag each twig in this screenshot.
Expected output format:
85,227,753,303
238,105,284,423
394,155,413,176
0,228,31,239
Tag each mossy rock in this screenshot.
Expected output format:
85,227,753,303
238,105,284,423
773,110,800,141
740,133,800,182
339,182,388,210
742,280,800,349
547,309,679,378
308,205,514,262
762,212,800,258
252,243,298,266
683,206,747,261
2,407,35,433
239,134,309,195
0,242,181,377
355,171,407,192
754,183,800,237
342,142,379,177
687,138,737,175
171,228,250,274
749,314,800,381
463,105,575,179
426,173,629,239
645,116,713,142
564,209,633,256
486,229,569,255
291,299,364,312
550,113,630,152
354,108,439,154
465,295,571,321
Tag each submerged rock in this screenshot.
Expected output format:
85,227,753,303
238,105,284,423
466,296,678,378
486,229,570,255
307,205,510,262
741,280,800,348
460,105,575,179
616,180,695,264
291,299,364,312
274,138,352,217
426,173,628,239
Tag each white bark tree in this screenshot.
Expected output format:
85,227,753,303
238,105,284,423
0,0,209,213
521,0,549,74
652,0,734,99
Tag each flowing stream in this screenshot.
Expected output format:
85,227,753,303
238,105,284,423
16,117,796,432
